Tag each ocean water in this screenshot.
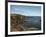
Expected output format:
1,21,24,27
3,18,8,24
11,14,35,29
23,16,41,30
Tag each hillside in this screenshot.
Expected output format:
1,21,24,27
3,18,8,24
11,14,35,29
10,14,41,32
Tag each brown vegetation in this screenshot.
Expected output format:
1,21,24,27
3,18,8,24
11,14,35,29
10,14,25,32
10,14,39,32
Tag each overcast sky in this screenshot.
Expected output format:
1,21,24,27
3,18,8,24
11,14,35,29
10,5,41,16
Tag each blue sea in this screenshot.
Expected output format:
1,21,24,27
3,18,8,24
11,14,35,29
23,16,41,30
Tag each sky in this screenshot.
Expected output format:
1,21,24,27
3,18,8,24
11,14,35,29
10,5,41,16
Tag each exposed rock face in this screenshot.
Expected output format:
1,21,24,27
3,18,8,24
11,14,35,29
10,14,41,32
10,14,25,32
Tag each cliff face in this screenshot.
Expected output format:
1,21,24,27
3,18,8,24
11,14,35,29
10,14,25,32
10,14,41,32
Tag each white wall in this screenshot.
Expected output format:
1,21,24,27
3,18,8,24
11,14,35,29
0,0,5,37
0,0,46,37
16,0,45,2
